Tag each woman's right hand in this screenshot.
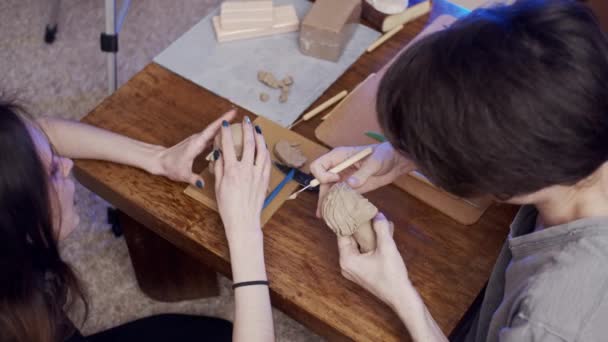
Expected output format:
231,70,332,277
310,142,414,217
214,116,271,242
338,213,414,310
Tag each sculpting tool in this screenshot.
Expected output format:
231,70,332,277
365,131,387,142
263,168,295,209
274,162,318,191
288,147,373,200
288,90,348,129
366,24,404,53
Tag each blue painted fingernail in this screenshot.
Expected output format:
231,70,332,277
213,149,221,161
196,180,204,188
245,116,251,124
222,120,229,127
255,125,262,134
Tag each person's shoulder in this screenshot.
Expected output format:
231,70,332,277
516,232,608,340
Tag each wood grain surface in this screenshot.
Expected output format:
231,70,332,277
73,15,518,341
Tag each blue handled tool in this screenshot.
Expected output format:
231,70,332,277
263,168,295,209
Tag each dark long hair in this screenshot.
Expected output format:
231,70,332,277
377,0,608,199
0,101,87,342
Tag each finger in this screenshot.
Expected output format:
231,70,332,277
337,235,359,258
220,119,237,164
241,116,256,165
253,124,268,169
347,156,382,189
372,213,394,248
310,147,361,184
316,183,330,218
213,151,224,192
195,109,237,151
261,151,271,192
352,171,398,194
189,173,205,189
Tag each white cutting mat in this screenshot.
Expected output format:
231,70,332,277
154,0,380,127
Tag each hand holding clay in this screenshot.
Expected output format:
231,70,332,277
158,109,236,187
321,182,379,252
310,142,414,217
214,117,271,241
337,213,412,309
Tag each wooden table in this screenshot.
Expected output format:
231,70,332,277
74,16,518,341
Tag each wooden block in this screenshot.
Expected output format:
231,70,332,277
184,117,329,226
299,0,363,62
220,0,274,30
213,5,300,43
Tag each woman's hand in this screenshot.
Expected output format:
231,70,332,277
214,116,271,242
156,109,237,188
310,142,414,216
338,213,412,309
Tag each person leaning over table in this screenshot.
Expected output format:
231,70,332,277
0,103,275,342
310,0,608,341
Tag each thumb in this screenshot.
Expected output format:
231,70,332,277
347,158,381,188
372,213,394,248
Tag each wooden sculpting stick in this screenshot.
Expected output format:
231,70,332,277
288,90,348,129
288,147,373,200
367,24,404,52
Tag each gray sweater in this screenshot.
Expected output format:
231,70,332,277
466,206,608,342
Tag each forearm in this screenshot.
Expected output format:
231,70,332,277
228,230,275,342
37,117,164,175
392,284,447,342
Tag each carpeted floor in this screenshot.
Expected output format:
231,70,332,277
0,0,321,340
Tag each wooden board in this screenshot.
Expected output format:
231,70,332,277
315,16,492,225
185,116,329,225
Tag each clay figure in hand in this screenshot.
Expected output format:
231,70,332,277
321,182,378,252
209,123,244,174
274,140,307,168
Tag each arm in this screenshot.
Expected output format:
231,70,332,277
214,117,274,342
228,232,274,342
337,214,447,342
38,117,165,174
36,110,236,186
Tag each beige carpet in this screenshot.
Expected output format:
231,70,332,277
0,0,321,340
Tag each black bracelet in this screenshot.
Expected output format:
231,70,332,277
232,280,269,290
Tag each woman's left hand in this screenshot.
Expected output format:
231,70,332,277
156,109,236,188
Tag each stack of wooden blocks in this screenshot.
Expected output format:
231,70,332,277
212,0,300,42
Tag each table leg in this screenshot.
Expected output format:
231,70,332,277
119,211,220,302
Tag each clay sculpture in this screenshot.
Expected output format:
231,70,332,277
321,182,378,252
209,123,244,174
274,140,307,168
258,71,281,89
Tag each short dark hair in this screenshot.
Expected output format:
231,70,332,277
377,0,608,199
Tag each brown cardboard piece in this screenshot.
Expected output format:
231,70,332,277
299,0,363,62
315,16,493,225
185,117,329,226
